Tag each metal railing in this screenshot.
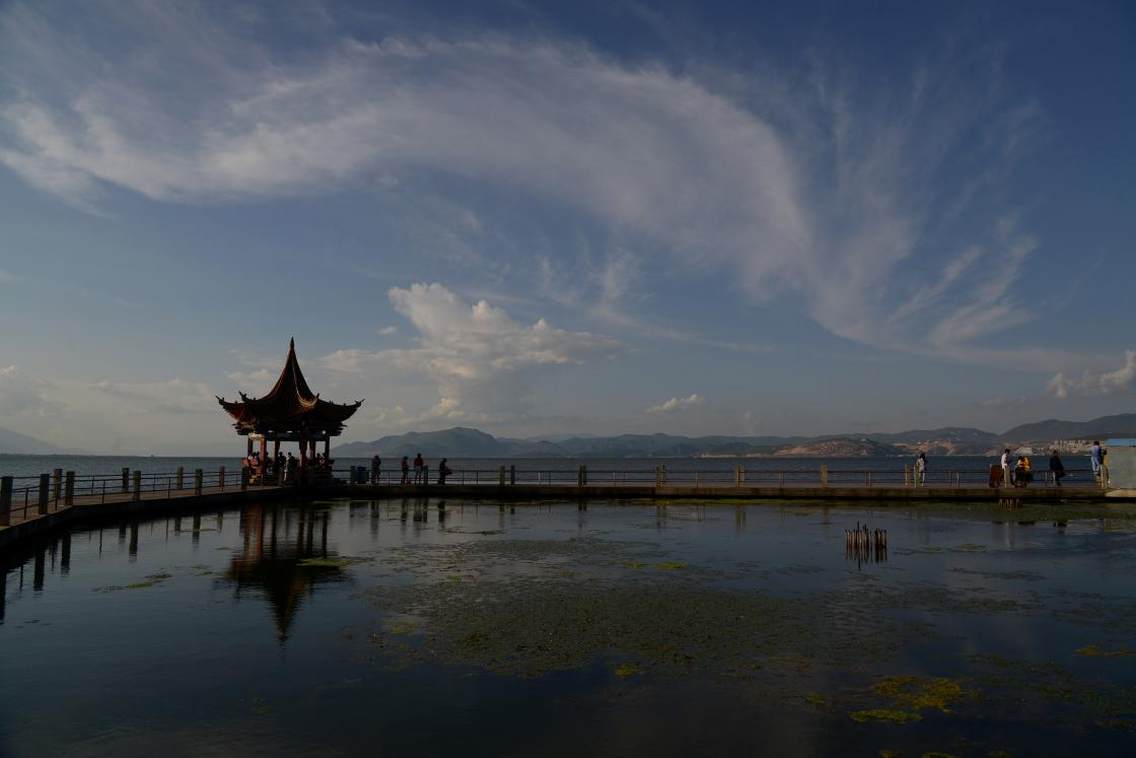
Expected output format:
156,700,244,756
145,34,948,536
1,462,1108,529
0,467,274,527
328,464,1102,489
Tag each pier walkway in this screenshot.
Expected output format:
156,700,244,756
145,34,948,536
2,464,1130,551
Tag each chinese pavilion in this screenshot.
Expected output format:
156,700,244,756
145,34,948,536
217,339,363,476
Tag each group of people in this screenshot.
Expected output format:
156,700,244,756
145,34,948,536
369,453,454,485
243,448,334,485
992,448,1071,488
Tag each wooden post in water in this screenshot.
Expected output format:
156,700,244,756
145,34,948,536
820,465,829,487
0,476,12,526
52,468,63,502
194,469,203,496
64,471,74,505
121,468,130,493
38,474,49,515
132,470,142,501
176,467,184,490
498,466,506,487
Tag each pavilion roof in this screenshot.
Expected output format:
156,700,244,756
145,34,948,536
217,338,362,439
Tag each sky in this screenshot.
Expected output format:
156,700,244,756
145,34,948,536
0,0,1134,455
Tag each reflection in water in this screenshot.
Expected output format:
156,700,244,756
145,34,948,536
223,504,347,642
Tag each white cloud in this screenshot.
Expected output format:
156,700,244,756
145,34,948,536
1048,350,1136,398
646,394,705,415
378,325,398,336
323,282,620,421
0,2,1043,364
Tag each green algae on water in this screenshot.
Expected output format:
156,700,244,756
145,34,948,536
849,709,921,723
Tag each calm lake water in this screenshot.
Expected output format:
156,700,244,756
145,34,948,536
2,498,1134,756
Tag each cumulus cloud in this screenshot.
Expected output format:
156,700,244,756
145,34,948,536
1048,350,1136,398
646,394,705,415
378,326,398,336
322,283,620,421
0,1,1043,363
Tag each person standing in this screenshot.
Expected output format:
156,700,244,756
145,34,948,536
1049,450,1065,487
915,452,927,487
438,458,452,485
1091,440,1103,479
1001,449,1013,488
400,456,410,485
370,454,382,484
413,452,424,484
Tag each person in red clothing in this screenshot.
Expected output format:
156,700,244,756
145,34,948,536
413,453,425,484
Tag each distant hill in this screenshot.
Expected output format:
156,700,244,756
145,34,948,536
334,414,1135,459
1000,413,1136,443
0,426,74,455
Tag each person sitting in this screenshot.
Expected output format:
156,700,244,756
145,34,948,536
1014,456,1032,488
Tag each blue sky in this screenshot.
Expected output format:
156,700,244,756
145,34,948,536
0,0,1134,454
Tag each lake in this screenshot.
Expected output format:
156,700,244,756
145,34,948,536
2,497,1134,756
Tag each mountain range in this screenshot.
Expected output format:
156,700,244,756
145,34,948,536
0,426,75,455
334,413,1136,459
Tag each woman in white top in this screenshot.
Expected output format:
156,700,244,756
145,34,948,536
1000,449,1012,487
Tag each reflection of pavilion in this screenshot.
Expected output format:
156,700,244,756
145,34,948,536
224,503,347,642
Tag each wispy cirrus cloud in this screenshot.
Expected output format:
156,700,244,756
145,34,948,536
0,0,1046,373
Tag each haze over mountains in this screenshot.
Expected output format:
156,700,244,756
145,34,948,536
0,427,76,455
334,414,1136,459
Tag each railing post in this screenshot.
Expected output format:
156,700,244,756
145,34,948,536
904,465,911,487
659,465,666,485
38,474,49,515
582,465,588,486
820,465,829,487
739,465,746,485
176,466,185,490
510,464,516,486
132,470,142,501
734,465,742,487
52,468,63,502
0,476,12,526
219,466,226,490
64,471,75,505
241,467,250,491
866,471,872,487
121,467,130,494
194,469,203,496
498,465,506,487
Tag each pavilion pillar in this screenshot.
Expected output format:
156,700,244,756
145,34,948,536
259,436,268,479
323,438,330,458
299,437,308,468
247,437,253,457
272,439,281,483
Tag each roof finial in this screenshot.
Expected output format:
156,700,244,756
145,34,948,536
289,336,295,350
